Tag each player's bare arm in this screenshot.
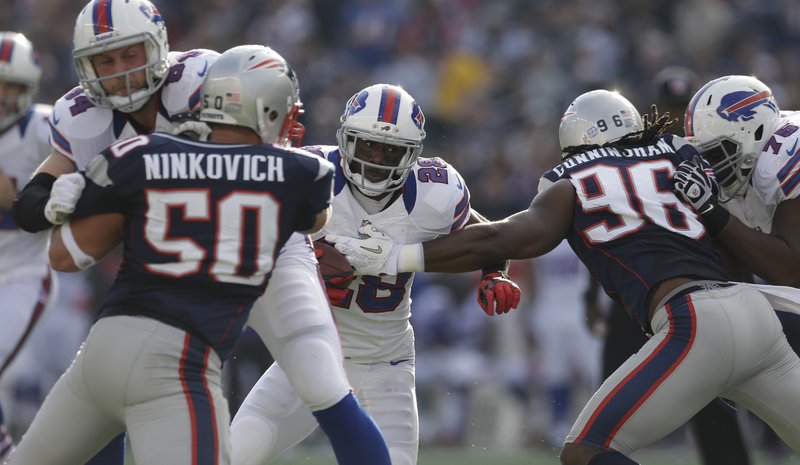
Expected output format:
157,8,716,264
422,179,575,273
0,169,15,209
300,205,332,235
49,212,124,272
714,198,800,287
35,150,78,177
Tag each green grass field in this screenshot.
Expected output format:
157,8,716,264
107,436,800,465
267,445,799,465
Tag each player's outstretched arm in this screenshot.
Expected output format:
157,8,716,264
465,208,521,316
330,179,575,276
49,212,124,272
421,179,575,273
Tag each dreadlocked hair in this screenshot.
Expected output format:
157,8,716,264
561,104,677,159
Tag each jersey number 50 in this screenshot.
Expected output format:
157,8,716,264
144,189,279,285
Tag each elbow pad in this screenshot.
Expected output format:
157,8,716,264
12,172,57,233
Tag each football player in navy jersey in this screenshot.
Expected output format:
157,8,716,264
586,67,752,465
10,2,389,465
329,89,800,464
8,45,391,465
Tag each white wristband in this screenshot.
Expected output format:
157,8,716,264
396,243,424,273
60,222,97,270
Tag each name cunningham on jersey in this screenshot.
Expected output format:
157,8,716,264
142,152,286,182
553,139,677,176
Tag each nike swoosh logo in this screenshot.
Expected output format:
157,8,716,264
360,245,382,254
52,114,60,125
197,61,208,77
389,359,409,366
787,139,799,157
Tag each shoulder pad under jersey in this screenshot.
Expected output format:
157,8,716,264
49,86,116,167
406,156,471,234
753,111,800,202
161,49,220,116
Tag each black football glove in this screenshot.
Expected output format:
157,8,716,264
672,155,730,234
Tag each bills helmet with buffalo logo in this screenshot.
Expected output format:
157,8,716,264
684,75,780,201
336,84,426,196
72,0,169,113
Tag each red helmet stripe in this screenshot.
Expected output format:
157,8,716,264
0,37,14,63
378,86,400,124
93,0,113,35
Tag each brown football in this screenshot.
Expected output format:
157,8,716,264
313,240,355,289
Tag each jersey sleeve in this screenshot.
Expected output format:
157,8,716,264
409,157,472,234
755,114,800,202
291,149,335,231
24,104,54,165
49,87,116,170
161,49,220,115
71,139,148,218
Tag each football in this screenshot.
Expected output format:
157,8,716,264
313,239,355,289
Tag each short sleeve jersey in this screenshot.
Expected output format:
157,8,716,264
72,133,334,358
540,135,727,330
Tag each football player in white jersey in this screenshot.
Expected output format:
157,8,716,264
0,30,55,462
230,83,521,465
10,2,391,465
0,31,57,463
674,75,800,335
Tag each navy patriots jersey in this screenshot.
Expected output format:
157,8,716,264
541,134,727,331
72,133,334,358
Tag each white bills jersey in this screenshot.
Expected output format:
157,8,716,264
0,104,52,282
48,49,218,170
726,111,800,232
309,146,472,363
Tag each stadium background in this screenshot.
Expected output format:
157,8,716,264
2,0,800,463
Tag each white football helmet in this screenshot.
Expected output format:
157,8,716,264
0,32,41,131
199,45,304,146
684,75,780,201
337,84,426,196
559,89,643,155
72,0,169,113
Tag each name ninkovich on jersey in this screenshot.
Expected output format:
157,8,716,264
726,111,800,233
48,49,218,170
309,145,472,363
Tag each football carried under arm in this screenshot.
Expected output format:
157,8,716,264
313,238,355,306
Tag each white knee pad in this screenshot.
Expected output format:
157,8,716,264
278,331,350,411
247,236,350,411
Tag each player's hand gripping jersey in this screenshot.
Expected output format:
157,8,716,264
725,111,800,232
540,134,728,331
48,49,218,169
71,133,334,359
0,104,52,280
307,145,471,363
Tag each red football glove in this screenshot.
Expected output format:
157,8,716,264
477,272,521,316
325,283,351,307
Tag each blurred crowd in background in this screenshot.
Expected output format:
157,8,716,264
2,0,799,459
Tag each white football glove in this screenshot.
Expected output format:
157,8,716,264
327,220,424,275
172,119,211,141
44,172,85,225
